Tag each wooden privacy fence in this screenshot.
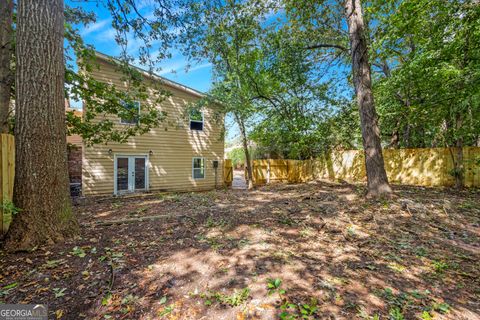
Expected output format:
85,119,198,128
0,134,15,234
224,159,233,187
250,147,480,187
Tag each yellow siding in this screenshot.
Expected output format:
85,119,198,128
83,58,225,195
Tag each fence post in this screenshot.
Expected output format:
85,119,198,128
267,159,270,184
0,134,15,235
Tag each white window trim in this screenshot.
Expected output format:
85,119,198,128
120,101,141,125
189,110,204,131
192,157,206,180
113,153,150,195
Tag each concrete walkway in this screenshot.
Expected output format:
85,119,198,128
232,169,247,189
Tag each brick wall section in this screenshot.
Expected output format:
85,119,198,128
67,146,82,184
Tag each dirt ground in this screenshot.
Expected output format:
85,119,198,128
1,181,479,320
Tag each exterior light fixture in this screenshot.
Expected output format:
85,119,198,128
108,149,113,155
149,150,154,156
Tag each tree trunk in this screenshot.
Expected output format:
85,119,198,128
0,0,13,133
235,112,254,189
345,0,392,197
5,0,78,251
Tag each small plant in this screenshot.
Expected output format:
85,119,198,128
299,299,318,317
1,200,21,216
432,260,449,273
432,301,450,314
389,307,405,320
158,304,175,317
200,287,250,307
267,278,285,296
215,288,250,307
0,282,18,298
52,287,67,298
70,246,86,258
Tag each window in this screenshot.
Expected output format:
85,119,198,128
190,109,204,131
120,101,140,124
192,157,205,179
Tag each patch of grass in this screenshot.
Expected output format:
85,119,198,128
200,287,250,307
205,216,228,228
389,307,405,320
432,260,449,273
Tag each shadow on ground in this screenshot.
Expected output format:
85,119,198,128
1,180,479,320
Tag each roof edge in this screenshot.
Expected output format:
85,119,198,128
94,51,205,99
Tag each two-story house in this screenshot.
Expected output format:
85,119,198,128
81,52,225,196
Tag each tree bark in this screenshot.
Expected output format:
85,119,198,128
345,0,392,197
0,0,13,133
5,0,78,251
234,112,254,190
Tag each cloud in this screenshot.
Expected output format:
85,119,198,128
188,63,213,72
80,19,111,37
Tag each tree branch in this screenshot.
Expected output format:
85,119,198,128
304,43,349,52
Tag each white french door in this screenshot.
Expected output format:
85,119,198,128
114,155,148,194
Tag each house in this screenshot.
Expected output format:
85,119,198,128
80,52,225,196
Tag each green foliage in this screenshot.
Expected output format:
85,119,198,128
370,0,480,151
70,246,86,258
199,287,251,307
226,147,256,168
267,278,285,296
0,200,20,216
388,307,405,320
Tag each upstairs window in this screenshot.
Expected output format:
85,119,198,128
190,109,204,131
192,157,205,179
120,101,140,125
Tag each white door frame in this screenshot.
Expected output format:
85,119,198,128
113,154,150,195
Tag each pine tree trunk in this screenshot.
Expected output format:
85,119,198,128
0,0,13,133
235,113,254,189
5,0,78,251
345,0,392,198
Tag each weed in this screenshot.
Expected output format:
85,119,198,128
278,297,319,319
215,288,250,307
1,200,21,217
0,282,18,297
432,260,449,273
158,304,175,317
70,246,86,258
200,287,250,307
389,307,405,320
415,247,428,257
52,287,67,298
267,278,285,296
432,301,450,314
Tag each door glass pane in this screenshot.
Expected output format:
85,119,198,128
193,158,204,179
117,158,129,191
135,158,146,189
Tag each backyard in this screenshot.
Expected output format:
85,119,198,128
1,181,479,319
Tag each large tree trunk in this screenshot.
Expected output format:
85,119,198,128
234,113,254,189
5,0,78,251
0,0,13,133
345,0,392,198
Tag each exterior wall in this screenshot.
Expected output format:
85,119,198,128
82,57,225,195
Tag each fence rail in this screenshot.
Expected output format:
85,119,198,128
0,134,15,234
250,147,480,188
